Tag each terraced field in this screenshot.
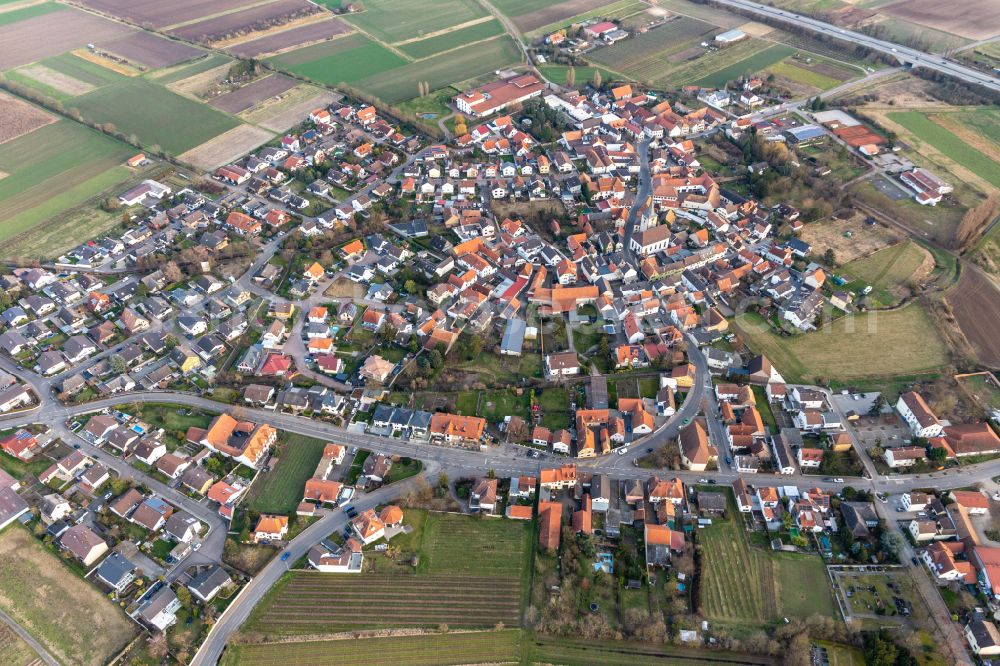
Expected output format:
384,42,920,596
249,573,522,633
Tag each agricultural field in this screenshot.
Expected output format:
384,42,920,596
268,34,408,86
690,43,795,88
71,78,241,155
248,571,522,633
224,17,350,58
887,110,1000,190
169,0,319,44
732,305,949,383
245,433,331,515
697,499,836,624
877,0,991,40
946,269,1000,368
239,86,340,133
358,37,522,104
208,74,299,113
586,16,718,81
494,0,618,33
178,124,275,170
0,92,55,143
222,630,523,666
344,0,488,43
7,52,127,102
768,59,847,91
528,635,778,665
76,0,263,28
150,53,233,85
840,240,931,308
0,5,133,70
0,120,133,252
96,31,203,69
0,526,137,666
246,510,529,634
399,19,505,59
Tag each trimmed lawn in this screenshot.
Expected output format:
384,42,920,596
889,110,1000,188
71,78,241,155
732,306,948,383
245,433,330,514
538,387,570,429
538,64,614,87
0,526,137,666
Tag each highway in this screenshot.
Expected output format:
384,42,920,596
713,0,1000,93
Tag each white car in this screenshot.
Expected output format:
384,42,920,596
833,478,845,483
617,447,629,456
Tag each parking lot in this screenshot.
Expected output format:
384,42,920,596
830,392,910,450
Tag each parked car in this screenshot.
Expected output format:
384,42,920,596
280,551,291,562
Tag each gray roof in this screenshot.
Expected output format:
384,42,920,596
96,552,135,587
500,318,526,355
187,565,229,599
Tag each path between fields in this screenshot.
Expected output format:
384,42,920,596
0,608,60,666
392,16,494,46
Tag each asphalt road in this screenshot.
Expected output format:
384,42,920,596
189,472,432,666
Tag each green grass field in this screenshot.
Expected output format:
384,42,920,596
768,60,842,89
70,78,240,155
732,305,948,383
840,240,927,307
0,120,133,250
245,433,330,514
693,43,796,88
953,108,1000,146
411,511,531,575
399,19,504,58
358,36,522,103
538,64,614,87
0,526,137,666
222,630,522,666
345,0,487,43
888,110,1000,189
268,34,407,86
0,1,64,26
698,495,836,624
